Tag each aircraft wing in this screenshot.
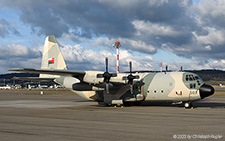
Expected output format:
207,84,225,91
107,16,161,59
9,68,86,81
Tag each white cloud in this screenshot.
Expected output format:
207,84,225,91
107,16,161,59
59,43,156,72
132,20,180,37
128,39,156,53
210,60,225,70
197,0,225,17
192,27,225,46
205,45,211,51
148,0,168,7
0,44,40,58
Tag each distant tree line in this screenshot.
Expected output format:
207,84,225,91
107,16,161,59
188,70,225,81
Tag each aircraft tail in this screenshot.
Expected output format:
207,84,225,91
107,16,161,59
40,35,68,78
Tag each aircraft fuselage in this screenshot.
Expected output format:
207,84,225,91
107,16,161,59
55,71,214,107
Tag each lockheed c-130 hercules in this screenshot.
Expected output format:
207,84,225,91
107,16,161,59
9,35,215,108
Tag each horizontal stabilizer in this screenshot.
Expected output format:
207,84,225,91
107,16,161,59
9,68,86,81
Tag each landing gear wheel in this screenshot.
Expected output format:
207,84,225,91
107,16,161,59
184,102,193,108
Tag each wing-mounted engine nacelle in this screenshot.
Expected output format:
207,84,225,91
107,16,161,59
72,83,104,91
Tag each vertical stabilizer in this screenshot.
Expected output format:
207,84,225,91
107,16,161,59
40,35,67,78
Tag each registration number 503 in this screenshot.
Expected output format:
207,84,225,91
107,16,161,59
190,91,198,94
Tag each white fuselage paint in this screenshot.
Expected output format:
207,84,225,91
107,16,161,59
145,72,201,102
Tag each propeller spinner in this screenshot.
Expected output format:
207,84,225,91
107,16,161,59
122,61,139,94
97,57,117,93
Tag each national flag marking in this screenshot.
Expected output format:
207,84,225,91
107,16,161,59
48,58,54,64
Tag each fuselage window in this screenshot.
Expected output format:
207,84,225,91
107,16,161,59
193,83,196,88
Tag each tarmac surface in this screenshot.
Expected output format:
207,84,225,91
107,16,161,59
0,91,224,140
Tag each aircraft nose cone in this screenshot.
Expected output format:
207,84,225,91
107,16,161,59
199,84,214,99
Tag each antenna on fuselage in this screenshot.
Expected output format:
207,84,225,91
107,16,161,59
166,65,168,72
160,62,162,72
180,66,183,71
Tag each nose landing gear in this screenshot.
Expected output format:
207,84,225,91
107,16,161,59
183,101,193,108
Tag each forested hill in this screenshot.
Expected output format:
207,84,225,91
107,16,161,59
188,70,225,82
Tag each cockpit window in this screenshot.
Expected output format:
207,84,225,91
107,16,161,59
185,74,201,82
192,76,196,81
186,75,196,81
186,75,188,81
189,75,193,81
183,73,204,89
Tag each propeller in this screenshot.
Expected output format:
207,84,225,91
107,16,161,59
122,61,139,94
97,57,117,93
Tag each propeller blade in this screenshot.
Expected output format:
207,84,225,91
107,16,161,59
96,57,117,93
105,57,108,72
129,61,132,73
122,61,140,95
130,84,133,95
106,83,109,93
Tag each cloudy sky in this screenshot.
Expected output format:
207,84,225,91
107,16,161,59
0,0,225,74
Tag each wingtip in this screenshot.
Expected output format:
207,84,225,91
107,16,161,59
8,68,34,72
8,68,24,71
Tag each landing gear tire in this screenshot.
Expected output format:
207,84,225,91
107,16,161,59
184,102,193,108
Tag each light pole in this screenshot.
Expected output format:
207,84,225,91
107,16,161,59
113,41,121,73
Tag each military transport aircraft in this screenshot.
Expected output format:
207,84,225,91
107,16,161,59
9,35,215,108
